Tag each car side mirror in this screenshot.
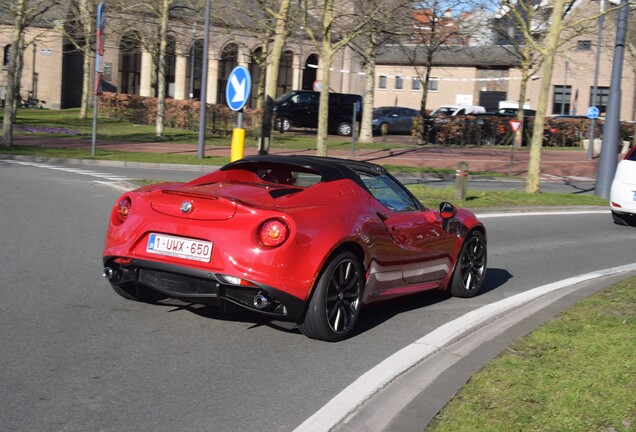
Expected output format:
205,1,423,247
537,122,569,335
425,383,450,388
439,202,457,219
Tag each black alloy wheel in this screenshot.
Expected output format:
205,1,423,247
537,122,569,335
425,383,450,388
450,230,487,298
299,251,363,341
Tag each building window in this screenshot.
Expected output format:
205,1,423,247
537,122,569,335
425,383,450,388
378,75,387,89
428,78,439,92
577,40,592,50
3,44,10,66
552,85,571,114
395,75,403,90
411,77,421,91
589,87,610,114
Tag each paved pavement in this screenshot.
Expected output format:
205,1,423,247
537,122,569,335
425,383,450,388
6,133,600,181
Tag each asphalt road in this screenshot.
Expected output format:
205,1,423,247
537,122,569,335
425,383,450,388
1,160,633,432
15,161,597,194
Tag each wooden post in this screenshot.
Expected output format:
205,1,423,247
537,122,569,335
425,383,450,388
455,161,469,201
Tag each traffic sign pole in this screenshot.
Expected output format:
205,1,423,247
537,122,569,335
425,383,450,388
226,66,251,161
508,119,522,176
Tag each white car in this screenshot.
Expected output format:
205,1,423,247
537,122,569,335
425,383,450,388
610,146,636,226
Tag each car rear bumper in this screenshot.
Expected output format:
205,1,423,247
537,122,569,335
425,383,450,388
610,180,636,215
103,256,306,321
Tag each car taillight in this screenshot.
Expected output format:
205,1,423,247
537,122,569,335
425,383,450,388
116,197,132,223
259,219,289,247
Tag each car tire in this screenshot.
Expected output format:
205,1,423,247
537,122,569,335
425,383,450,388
450,230,487,298
299,251,363,341
275,117,292,132
337,122,353,136
111,283,165,302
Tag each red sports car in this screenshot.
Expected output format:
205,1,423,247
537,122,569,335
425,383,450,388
103,155,487,341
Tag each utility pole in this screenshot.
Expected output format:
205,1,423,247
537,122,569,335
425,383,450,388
595,0,628,199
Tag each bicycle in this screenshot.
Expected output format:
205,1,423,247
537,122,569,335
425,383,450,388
20,92,45,109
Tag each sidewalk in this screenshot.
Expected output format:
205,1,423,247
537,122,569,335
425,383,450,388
7,134,599,181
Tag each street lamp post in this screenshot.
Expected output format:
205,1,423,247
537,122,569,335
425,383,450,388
197,0,211,159
189,24,197,99
560,59,569,115
595,0,629,199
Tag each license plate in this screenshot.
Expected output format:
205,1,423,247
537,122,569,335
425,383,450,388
147,234,213,262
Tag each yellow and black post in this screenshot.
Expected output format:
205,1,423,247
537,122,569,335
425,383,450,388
230,109,245,162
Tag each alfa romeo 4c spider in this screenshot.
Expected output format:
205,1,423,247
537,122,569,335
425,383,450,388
103,155,487,341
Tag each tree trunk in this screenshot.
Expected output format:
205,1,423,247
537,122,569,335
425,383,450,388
2,3,25,147
526,0,565,193
357,48,376,144
79,0,93,119
316,45,333,156
514,65,530,148
259,0,291,154
155,0,170,139
417,62,433,145
315,0,334,156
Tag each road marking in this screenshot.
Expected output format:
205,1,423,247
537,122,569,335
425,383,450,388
475,209,609,218
294,263,636,432
1,160,134,185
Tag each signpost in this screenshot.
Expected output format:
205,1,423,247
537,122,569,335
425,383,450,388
226,66,252,161
508,119,523,175
587,106,600,119
509,119,522,133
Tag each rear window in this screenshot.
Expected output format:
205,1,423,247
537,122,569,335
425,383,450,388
256,168,321,187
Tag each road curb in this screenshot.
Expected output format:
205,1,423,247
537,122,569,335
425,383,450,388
294,263,636,432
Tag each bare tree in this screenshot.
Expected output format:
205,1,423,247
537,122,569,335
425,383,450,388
399,0,477,144
492,0,551,146
62,0,96,120
301,0,393,155
1,0,62,146
109,0,200,140
525,0,566,193
347,0,413,143
259,0,293,153
212,0,296,152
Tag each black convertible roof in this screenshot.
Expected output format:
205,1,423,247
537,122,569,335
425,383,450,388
221,155,387,183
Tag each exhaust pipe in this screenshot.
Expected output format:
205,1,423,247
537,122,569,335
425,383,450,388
253,292,271,309
103,267,119,281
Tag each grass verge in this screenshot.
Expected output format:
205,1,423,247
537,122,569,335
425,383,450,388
408,185,607,208
5,108,413,151
427,276,636,432
3,109,607,208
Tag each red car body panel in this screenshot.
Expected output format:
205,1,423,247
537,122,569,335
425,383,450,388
103,155,485,325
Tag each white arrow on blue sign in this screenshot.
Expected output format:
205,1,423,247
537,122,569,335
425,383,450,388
587,106,600,119
225,66,251,112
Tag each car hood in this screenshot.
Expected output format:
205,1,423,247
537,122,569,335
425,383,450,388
148,182,304,219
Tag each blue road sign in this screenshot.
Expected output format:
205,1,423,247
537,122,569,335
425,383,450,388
226,66,251,111
587,106,600,119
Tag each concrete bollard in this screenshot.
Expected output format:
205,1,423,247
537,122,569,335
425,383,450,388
455,161,469,201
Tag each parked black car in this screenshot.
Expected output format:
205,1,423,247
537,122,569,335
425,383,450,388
273,90,362,136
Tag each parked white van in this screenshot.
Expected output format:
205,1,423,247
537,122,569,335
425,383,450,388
431,105,486,116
